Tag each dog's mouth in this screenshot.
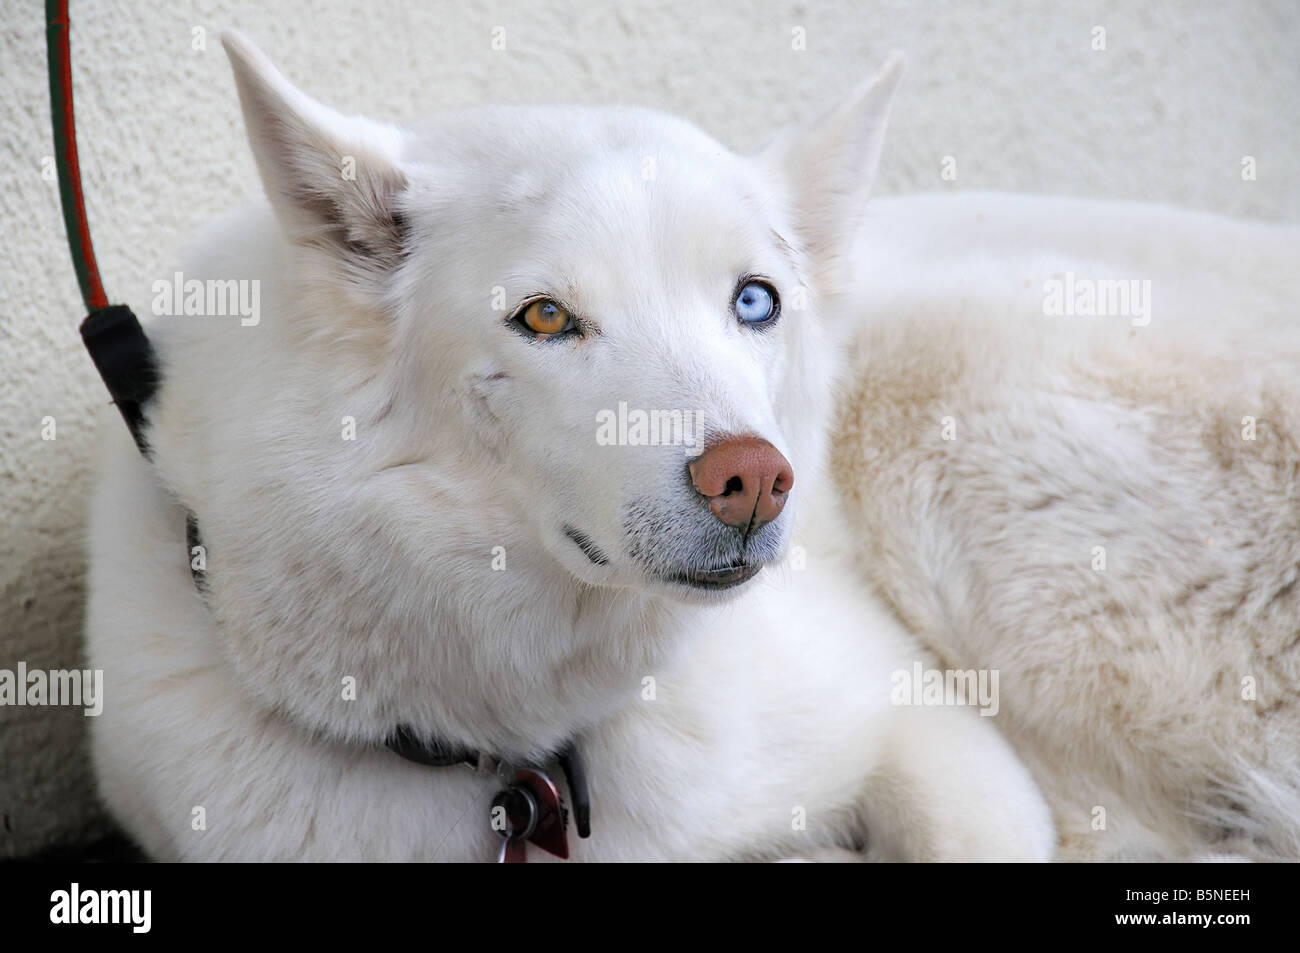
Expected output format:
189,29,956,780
563,522,765,590
662,562,763,591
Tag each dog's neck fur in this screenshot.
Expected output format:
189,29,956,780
152,388,711,763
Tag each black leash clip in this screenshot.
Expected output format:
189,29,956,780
80,304,159,457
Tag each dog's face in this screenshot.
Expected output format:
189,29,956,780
219,34,902,610
396,108,823,600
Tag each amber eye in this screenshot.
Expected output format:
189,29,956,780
518,299,575,338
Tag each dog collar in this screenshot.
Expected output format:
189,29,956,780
386,726,592,861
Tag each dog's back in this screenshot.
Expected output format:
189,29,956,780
834,192,1300,860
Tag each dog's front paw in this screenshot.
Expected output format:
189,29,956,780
864,706,1056,862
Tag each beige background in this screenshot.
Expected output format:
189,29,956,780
2,0,1297,857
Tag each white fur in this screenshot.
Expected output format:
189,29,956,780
834,194,1300,861
99,30,1300,862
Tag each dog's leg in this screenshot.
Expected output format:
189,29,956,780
859,704,1056,862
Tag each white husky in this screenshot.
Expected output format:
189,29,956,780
84,32,1296,862
85,33,1050,862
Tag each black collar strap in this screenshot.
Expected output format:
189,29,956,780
387,726,592,841
386,724,480,768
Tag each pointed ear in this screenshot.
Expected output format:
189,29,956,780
760,52,905,287
221,30,408,282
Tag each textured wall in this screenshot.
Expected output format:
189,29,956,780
1,0,1297,857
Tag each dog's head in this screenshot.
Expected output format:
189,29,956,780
217,32,902,605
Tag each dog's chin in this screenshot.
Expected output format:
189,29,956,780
641,521,789,603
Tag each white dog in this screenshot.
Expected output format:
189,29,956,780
85,32,1053,862
88,31,1298,862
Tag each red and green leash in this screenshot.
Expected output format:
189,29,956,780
46,0,158,455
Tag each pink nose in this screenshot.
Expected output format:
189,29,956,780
688,436,794,531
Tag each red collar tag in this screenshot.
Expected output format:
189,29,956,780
492,767,569,863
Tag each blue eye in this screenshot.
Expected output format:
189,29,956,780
734,280,778,327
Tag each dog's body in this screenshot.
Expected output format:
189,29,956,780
836,194,1300,860
85,34,1298,861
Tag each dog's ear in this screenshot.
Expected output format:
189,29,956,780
760,52,905,287
221,30,407,281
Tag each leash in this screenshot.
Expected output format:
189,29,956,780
46,2,590,861
46,0,159,457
